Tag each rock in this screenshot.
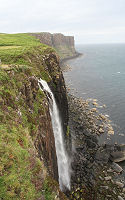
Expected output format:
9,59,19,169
110,152,125,162
100,186,109,190
99,114,107,121
115,181,124,188
107,124,114,135
123,188,125,193
99,128,104,133
118,196,124,200
113,190,116,195
92,102,98,107
99,176,103,181
111,162,123,173
104,176,112,181
107,169,113,173
108,130,114,135
86,140,96,148
91,108,97,112
106,195,111,198
96,150,110,163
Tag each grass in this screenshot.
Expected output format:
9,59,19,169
0,33,66,200
0,46,22,49
0,65,45,199
0,33,54,65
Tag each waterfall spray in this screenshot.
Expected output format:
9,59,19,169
39,79,70,191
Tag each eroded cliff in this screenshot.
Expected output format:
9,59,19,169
0,33,69,199
30,32,78,60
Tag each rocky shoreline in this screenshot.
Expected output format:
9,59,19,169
60,52,83,68
67,94,125,200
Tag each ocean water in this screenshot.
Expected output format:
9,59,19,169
64,44,125,146
63,44,125,179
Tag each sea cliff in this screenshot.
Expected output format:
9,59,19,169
0,33,69,199
30,32,79,60
0,33,124,200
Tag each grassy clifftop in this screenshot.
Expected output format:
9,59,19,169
0,33,68,200
0,33,54,65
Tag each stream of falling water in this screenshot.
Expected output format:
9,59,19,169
39,79,70,191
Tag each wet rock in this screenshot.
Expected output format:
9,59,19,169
106,195,112,198
91,108,97,112
99,128,104,133
86,139,97,148
92,102,98,107
96,150,110,163
100,186,109,190
99,114,107,121
115,181,124,188
108,130,114,135
123,188,125,192
109,145,125,162
111,162,123,173
118,196,124,200
110,151,125,162
104,176,112,181
107,168,113,173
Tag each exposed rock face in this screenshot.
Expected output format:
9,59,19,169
28,52,69,179
21,76,58,180
43,53,69,137
30,32,77,60
1,50,69,183
52,33,75,53
110,144,125,163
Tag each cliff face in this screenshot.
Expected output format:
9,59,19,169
0,33,69,199
31,32,77,60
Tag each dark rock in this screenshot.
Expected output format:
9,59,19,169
110,151,125,162
86,139,97,148
95,150,110,163
111,162,123,173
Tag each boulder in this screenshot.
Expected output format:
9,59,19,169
115,181,124,188
96,150,110,163
110,151,125,162
111,162,123,173
110,144,125,162
104,176,112,181
118,196,124,200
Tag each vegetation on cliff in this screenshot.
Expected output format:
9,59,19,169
0,33,68,200
30,32,77,60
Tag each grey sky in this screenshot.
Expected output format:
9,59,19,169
0,0,125,44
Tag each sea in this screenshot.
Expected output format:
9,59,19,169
63,44,125,177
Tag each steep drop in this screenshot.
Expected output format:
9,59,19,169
39,79,70,191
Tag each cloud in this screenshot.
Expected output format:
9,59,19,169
0,0,125,43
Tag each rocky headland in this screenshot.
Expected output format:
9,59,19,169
30,32,81,61
0,33,70,199
0,32,125,200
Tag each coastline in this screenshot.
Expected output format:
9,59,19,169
62,58,125,199
67,93,125,199
60,52,83,67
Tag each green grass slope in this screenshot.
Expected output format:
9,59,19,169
0,33,68,200
0,33,54,65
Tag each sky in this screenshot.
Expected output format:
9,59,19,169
0,0,125,44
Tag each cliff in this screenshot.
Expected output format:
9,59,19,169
30,32,78,60
0,33,69,199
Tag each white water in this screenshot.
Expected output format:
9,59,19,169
38,79,70,191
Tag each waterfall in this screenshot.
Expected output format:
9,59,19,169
38,79,70,191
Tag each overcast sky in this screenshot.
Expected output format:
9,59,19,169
0,0,125,44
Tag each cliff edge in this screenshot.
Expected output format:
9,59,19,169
30,32,79,60
0,33,69,199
